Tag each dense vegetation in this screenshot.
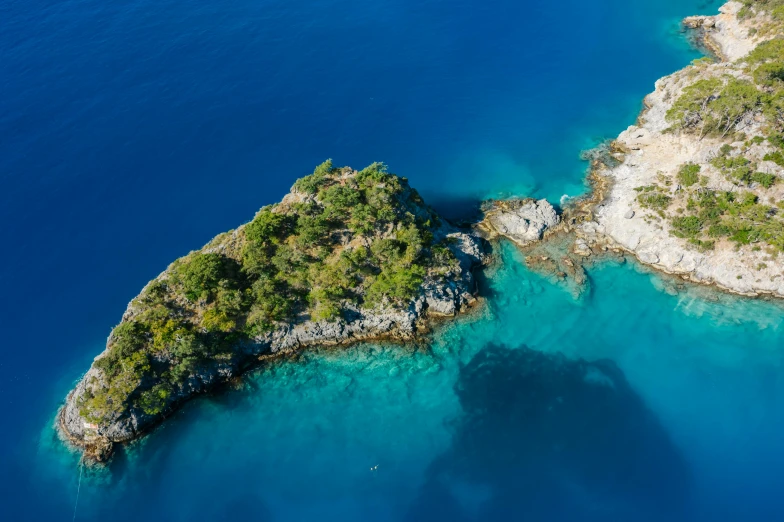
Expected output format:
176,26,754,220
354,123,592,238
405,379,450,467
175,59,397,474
666,34,784,137
79,162,460,423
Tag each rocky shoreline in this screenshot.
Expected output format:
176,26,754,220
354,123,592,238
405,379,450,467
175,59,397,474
473,3,784,300
59,1,783,464
571,1,784,299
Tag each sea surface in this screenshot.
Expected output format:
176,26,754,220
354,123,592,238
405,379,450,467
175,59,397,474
4,0,784,520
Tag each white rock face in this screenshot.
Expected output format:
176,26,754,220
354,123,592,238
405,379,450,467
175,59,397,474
480,199,560,247
683,2,770,61
578,3,784,298
705,2,761,61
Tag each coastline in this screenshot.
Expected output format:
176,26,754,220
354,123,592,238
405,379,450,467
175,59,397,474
57,0,783,464
476,2,784,301
569,1,784,299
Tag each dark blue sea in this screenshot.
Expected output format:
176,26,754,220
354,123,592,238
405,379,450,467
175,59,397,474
4,0,784,520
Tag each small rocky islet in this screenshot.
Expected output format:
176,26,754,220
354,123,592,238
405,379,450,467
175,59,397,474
60,161,491,462
60,0,784,462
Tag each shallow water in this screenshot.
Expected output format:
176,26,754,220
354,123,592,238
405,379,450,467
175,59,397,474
29,244,784,521
8,0,784,520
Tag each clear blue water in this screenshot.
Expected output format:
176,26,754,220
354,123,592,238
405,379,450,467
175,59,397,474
7,0,784,520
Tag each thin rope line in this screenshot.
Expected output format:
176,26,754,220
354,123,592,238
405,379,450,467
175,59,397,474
72,460,83,522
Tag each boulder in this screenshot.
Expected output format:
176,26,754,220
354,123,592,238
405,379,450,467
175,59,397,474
478,198,560,247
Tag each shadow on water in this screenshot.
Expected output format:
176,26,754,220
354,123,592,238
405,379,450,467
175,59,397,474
427,195,485,223
406,344,693,522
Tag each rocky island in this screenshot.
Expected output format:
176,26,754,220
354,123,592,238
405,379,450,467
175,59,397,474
60,161,487,461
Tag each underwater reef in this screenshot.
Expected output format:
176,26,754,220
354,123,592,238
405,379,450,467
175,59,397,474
407,344,693,521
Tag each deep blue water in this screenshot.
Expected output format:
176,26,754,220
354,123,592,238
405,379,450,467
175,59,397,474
7,0,784,520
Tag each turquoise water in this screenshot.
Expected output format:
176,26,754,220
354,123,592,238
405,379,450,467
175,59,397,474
7,0,784,519
31,244,784,520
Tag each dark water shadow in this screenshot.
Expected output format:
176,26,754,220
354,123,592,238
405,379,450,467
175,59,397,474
427,195,484,224
407,344,693,522
473,253,500,302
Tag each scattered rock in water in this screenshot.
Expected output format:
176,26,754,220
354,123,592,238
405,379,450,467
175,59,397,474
683,15,712,29
573,238,592,257
516,231,591,299
84,437,114,464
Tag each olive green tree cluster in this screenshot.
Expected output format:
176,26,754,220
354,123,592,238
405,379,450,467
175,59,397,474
666,38,784,138
669,186,784,251
79,161,456,424
653,36,784,253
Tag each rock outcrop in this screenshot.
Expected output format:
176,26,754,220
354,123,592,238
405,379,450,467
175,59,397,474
685,1,773,62
476,198,560,247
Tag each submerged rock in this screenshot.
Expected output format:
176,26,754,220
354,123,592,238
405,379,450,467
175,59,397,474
407,344,693,521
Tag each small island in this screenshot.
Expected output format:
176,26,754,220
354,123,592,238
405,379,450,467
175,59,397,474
60,162,488,461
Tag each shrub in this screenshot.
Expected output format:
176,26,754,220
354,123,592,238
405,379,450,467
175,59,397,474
169,331,209,360
747,38,784,65
688,238,715,251
764,151,784,167
348,204,377,235
295,213,331,246
671,216,704,238
708,224,731,237
138,383,172,415
150,318,180,352
667,78,764,137
320,184,363,219
175,253,240,301
110,321,150,359
751,171,777,188
365,264,426,306
637,192,672,210
356,162,390,187
245,209,290,245
215,287,246,316
677,163,701,187
202,309,236,333
754,61,784,87
666,78,723,130
293,159,334,194
308,288,342,322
